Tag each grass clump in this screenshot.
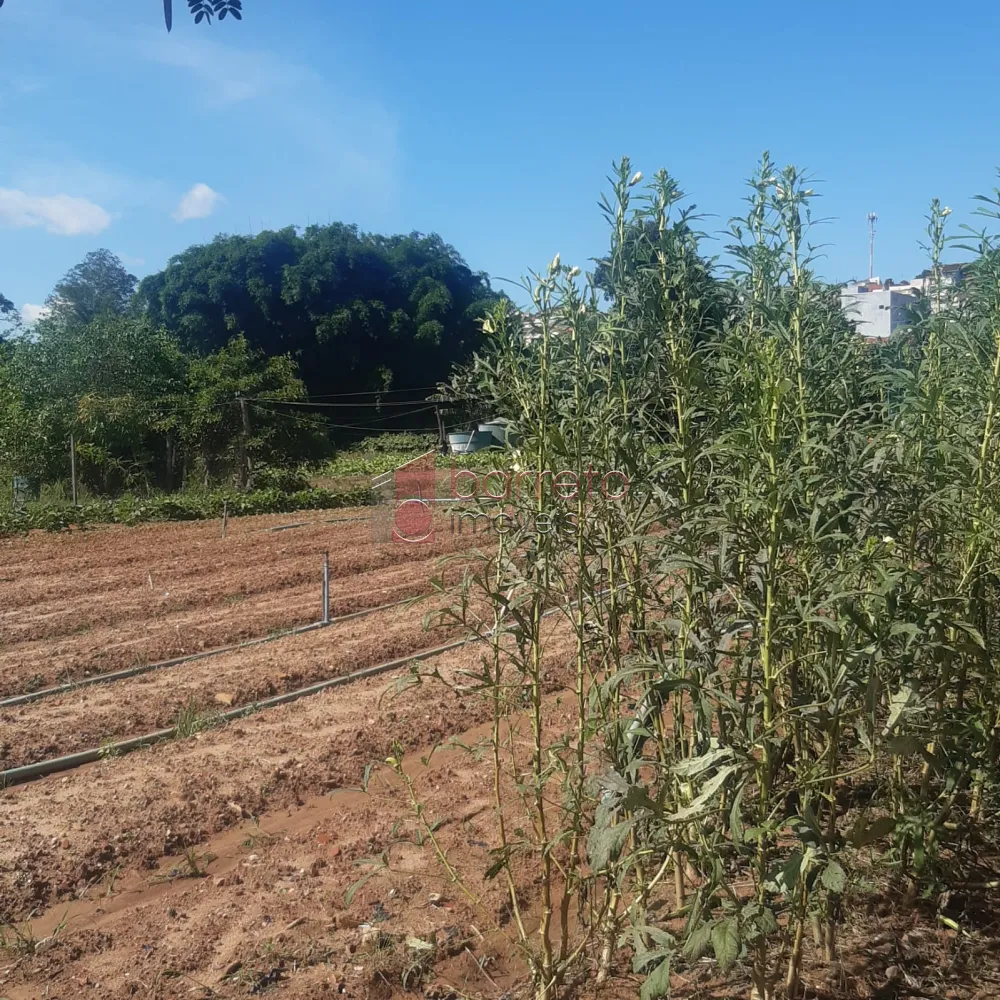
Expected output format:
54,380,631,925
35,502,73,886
173,698,219,739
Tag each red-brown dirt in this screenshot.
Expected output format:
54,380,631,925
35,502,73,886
0,509,486,696
0,595,468,771
0,619,580,999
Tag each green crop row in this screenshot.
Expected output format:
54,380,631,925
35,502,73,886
0,485,376,537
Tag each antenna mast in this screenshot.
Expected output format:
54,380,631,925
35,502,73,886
867,211,878,281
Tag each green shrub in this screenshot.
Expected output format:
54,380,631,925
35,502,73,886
0,485,375,538
320,445,506,481
251,466,312,493
354,431,438,454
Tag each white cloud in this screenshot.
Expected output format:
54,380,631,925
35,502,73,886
172,183,223,222
0,188,111,235
7,159,169,212
20,303,51,326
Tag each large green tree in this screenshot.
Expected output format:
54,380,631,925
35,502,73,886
15,313,186,493
6,312,324,494
0,339,52,488
46,250,138,327
135,223,499,401
169,334,328,487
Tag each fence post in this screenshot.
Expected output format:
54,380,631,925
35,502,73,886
221,501,228,539
322,550,330,624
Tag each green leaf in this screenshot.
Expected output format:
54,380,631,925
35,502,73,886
889,622,921,642
345,866,378,906
821,860,846,894
885,684,918,733
672,745,735,778
729,785,745,846
639,955,672,1000
776,850,802,894
711,916,740,972
849,815,896,847
587,813,634,872
683,921,713,961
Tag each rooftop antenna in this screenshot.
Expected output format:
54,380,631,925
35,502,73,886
867,211,878,281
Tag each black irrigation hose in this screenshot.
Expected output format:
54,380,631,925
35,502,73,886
0,636,472,788
255,514,373,534
0,589,619,788
0,596,421,711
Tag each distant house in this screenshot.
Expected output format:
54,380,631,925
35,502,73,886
908,262,968,299
839,278,919,341
839,263,969,340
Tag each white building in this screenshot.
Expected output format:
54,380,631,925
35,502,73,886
839,279,918,341
840,264,968,340
907,262,968,299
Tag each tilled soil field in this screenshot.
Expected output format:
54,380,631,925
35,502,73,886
0,626,579,999
3,620,988,1000
0,594,468,772
0,509,482,697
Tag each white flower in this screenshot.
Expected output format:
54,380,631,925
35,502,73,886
882,535,895,545
568,265,581,278
628,171,643,187
942,206,953,217
550,252,561,272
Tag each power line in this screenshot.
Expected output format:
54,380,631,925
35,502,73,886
242,397,441,408
249,401,439,432
299,386,442,399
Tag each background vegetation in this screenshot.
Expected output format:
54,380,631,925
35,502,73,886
0,224,499,529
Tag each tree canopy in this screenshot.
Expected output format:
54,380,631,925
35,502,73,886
0,292,19,335
45,249,138,327
2,305,325,496
136,223,499,398
2,229,495,499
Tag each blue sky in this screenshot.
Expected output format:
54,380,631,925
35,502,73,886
1,0,999,320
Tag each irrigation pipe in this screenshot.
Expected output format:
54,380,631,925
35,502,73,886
255,514,374,534
0,595,421,710
0,637,475,788
0,587,620,788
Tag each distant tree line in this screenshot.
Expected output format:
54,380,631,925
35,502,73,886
1,228,498,499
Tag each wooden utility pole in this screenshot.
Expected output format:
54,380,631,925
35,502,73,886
237,395,252,489
69,433,78,506
435,404,447,454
